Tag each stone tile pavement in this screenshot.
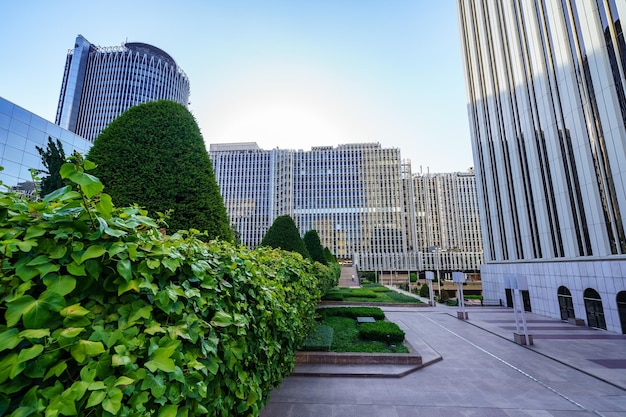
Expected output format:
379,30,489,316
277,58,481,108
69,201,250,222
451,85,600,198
260,304,626,416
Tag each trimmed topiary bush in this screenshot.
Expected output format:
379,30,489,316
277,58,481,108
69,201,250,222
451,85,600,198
261,215,310,259
0,157,322,417
318,307,385,320
358,321,406,343
87,100,232,241
419,283,430,297
303,230,326,265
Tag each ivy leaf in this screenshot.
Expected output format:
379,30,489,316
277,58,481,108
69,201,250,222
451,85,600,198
114,376,134,387
158,405,178,417
61,304,90,318
24,225,47,240
145,345,178,373
210,311,233,327
43,362,67,381
17,344,44,365
118,280,140,295
145,356,175,373
102,388,123,414
86,390,106,408
19,329,50,340
15,259,38,281
83,159,97,170
47,245,67,259
70,340,105,363
96,193,113,219
66,262,87,276
78,245,106,264
42,185,72,203
6,292,64,328
67,171,104,199
0,329,22,352
42,275,76,296
116,259,132,281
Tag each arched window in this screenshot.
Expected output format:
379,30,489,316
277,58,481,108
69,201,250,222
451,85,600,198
583,288,606,330
617,291,626,335
557,286,574,320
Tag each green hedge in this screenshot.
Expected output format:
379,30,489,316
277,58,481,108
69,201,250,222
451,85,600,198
0,158,324,417
318,307,385,320
322,291,344,301
358,321,406,343
344,288,377,298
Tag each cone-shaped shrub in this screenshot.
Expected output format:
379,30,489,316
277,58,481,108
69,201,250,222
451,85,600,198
303,229,327,265
87,100,232,241
261,215,310,259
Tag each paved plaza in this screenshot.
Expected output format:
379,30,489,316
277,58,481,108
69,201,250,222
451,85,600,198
260,292,626,416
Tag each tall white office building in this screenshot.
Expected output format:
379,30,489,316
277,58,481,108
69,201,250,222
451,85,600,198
210,142,483,276
458,0,626,332
56,35,190,142
413,170,484,276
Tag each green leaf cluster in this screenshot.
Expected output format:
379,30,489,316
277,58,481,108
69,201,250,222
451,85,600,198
87,100,233,241
0,158,326,417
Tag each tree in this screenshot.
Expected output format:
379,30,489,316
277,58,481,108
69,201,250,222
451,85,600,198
303,229,327,265
87,100,232,241
261,215,310,259
36,137,66,195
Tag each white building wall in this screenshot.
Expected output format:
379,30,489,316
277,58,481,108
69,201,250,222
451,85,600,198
458,0,626,333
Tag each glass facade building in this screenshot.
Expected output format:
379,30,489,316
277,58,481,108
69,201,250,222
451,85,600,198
56,35,190,142
458,0,626,333
0,97,92,191
210,142,483,274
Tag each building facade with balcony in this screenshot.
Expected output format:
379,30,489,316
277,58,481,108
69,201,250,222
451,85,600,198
458,0,626,332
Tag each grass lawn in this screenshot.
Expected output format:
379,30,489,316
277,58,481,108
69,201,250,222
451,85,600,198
321,283,424,304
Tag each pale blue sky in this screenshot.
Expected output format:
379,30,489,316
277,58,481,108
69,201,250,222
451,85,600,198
0,0,472,172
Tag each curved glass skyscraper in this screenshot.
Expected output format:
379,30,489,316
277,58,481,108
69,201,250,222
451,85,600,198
55,35,190,142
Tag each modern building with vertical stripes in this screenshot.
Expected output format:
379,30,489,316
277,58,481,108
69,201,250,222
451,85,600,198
458,0,626,333
56,35,190,142
209,142,483,278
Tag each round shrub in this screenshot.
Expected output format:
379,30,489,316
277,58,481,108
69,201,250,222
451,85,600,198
419,283,430,297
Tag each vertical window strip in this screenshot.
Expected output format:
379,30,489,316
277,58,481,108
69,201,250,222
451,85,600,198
598,0,626,129
514,0,563,258
536,0,589,256
564,0,624,254
461,0,496,260
497,1,540,259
